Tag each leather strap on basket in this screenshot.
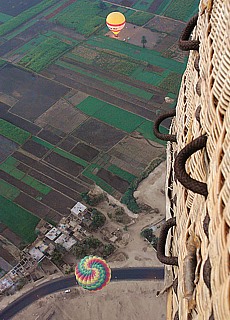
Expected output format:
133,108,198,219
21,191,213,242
153,109,177,142
157,217,178,266
179,14,200,51
174,134,208,197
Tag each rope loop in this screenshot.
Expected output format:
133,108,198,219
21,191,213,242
157,217,178,266
153,109,177,142
174,134,208,197
179,14,200,51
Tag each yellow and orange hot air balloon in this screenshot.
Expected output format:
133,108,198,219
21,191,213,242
106,12,126,37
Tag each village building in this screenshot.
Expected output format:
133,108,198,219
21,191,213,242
71,202,87,216
45,227,61,241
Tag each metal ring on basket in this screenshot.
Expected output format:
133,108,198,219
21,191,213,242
174,134,208,197
178,14,200,51
153,109,177,142
157,217,178,266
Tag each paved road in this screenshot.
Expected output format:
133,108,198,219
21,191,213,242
0,267,164,320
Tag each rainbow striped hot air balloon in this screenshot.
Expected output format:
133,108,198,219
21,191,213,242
75,256,111,291
106,12,126,37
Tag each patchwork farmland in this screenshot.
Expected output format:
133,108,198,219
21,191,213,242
0,0,199,248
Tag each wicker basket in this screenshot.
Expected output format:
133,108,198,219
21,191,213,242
163,0,230,319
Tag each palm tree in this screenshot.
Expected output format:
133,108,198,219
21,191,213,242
141,36,147,48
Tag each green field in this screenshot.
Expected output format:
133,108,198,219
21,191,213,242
133,0,154,11
94,52,139,76
0,157,52,195
5,19,38,41
11,35,48,56
155,0,172,15
91,103,145,133
136,120,168,145
163,0,200,21
43,0,70,17
57,59,154,99
44,31,79,46
131,67,165,86
159,72,182,94
75,96,168,143
128,11,154,26
19,36,71,72
0,59,7,68
68,45,141,76
31,136,88,167
0,195,40,244
0,119,31,145
87,36,185,74
49,0,110,37
0,12,12,23
108,165,137,183
60,39,182,93
82,164,115,194
0,180,20,201
0,0,58,36
74,96,105,115
76,97,145,133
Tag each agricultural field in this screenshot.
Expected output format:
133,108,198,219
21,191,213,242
134,0,153,11
56,59,154,99
87,36,185,73
0,12,12,23
0,196,40,244
67,45,142,76
0,0,58,37
0,119,31,145
48,0,112,37
18,36,72,72
162,0,200,21
147,0,199,21
127,11,154,26
0,0,199,248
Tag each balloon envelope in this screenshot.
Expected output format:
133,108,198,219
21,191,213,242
106,12,126,36
75,255,111,291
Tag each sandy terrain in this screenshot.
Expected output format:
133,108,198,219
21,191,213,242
7,162,167,320
134,161,166,214
13,281,166,320
95,161,166,269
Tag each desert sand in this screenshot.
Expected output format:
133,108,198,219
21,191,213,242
13,281,166,320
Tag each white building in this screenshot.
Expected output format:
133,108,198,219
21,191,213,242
45,227,61,241
55,234,76,250
28,247,44,262
71,202,87,216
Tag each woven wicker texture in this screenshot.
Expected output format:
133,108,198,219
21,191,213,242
164,0,230,319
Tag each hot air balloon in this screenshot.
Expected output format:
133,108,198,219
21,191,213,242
75,256,111,291
106,12,126,37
